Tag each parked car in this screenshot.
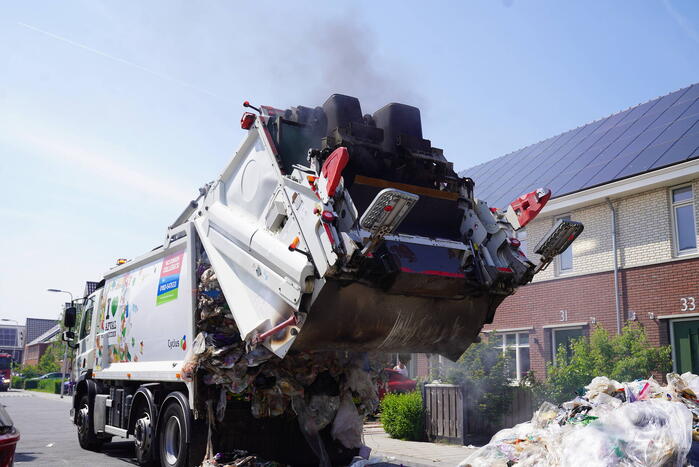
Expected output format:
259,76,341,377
0,404,19,466
27,372,69,381
378,368,417,400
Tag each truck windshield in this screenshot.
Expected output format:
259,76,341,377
80,297,94,340
0,358,11,370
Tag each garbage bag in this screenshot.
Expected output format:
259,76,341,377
559,399,692,467
331,394,364,449
584,376,621,401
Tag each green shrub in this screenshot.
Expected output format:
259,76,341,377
535,322,672,404
36,378,62,394
24,379,38,390
20,364,40,379
10,376,23,388
380,391,424,441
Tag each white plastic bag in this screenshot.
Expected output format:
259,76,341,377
331,394,364,449
559,399,692,467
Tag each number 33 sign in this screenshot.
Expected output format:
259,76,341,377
681,297,696,312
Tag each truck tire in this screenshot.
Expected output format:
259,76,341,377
76,394,104,451
134,402,157,466
158,400,205,467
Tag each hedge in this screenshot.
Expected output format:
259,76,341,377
25,378,62,393
24,379,38,390
11,376,23,389
380,391,425,441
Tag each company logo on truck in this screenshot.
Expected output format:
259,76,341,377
168,335,186,351
156,251,184,306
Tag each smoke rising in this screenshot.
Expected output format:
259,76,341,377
256,13,426,114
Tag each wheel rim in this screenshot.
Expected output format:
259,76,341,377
134,412,152,454
77,403,90,438
163,415,181,465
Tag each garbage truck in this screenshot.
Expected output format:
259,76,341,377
62,94,582,467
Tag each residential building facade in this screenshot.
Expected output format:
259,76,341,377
22,318,58,366
464,82,699,380
0,325,25,363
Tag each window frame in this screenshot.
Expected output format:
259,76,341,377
79,298,95,341
0,328,17,348
555,215,574,275
550,326,585,366
670,184,697,256
495,331,531,382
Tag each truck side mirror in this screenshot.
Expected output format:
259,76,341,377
64,306,77,328
62,331,75,342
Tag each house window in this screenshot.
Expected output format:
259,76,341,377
671,186,697,254
551,327,584,365
494,332,530,380
0,329,17,348
556,215,573,273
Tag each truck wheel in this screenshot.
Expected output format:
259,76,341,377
158,400,205,467
134,403,157,466
76,394,103,451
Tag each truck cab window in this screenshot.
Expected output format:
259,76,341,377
80,299,94,340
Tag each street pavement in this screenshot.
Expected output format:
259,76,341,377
363,422,477,467
2,389,476,466
1,389,135,466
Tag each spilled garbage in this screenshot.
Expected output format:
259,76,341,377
461,373,699,467
184,260,385,465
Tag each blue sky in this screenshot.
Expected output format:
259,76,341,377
1,1,698,322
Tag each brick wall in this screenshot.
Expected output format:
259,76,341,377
485,256,699,379
524,180,699,283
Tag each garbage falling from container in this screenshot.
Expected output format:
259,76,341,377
186,258,387,465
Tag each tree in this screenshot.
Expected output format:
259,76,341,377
38,342,62,374
445,339,514,423
20,364,41,378
539,322,671,403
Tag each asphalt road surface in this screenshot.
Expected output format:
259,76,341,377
1,389,136,466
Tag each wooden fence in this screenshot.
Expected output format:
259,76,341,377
423,384,464,443
424,384,535,444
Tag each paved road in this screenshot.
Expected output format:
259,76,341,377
1,389,135,466
2,389,475,467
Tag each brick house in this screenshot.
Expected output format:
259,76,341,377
461,82,699,380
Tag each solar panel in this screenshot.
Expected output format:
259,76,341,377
580,91,686,189
488,128,584,207
650,122,699,169
478,133,565,203
616,98,699,177
462,83,699,207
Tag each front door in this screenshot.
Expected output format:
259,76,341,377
672,319,699,374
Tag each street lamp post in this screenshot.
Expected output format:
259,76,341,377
47,289,74,399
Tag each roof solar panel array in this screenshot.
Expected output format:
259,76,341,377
462,83,699,209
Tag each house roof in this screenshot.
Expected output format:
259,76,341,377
25,318,59,344
26,324,61,346
462,83,699,209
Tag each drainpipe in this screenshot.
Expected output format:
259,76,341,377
606,198,622,335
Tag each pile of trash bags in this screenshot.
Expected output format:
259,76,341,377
461,373,699,466
184,259,384,463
